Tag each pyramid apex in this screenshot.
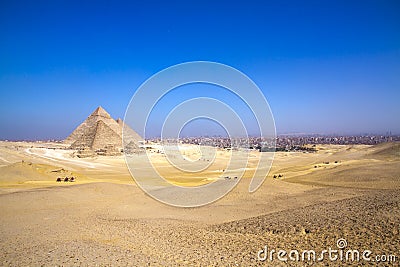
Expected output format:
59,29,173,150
90,106,111,118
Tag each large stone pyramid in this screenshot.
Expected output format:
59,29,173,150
65,106,142,153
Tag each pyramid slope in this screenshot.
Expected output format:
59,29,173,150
65,106,142,152
91,120,123,150
117,118,143,144
65,106,122,145
70,120,121,150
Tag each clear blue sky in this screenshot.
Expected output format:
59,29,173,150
0,0,399,140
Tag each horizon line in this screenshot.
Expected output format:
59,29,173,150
1,132,399,142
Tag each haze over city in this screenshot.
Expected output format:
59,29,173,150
1,0,399,140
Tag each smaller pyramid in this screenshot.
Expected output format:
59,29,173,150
65,106,142,154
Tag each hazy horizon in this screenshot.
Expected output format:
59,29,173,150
1,1,399,140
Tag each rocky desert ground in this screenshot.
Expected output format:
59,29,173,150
0,141,399,266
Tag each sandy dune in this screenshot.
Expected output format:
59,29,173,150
0,141,399,266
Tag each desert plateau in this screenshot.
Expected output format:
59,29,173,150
0,139,399,266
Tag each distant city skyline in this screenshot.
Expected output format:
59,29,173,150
1,1,399,140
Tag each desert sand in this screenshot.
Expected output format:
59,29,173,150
0,141,399,266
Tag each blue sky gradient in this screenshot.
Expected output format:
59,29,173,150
0,0,399,140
